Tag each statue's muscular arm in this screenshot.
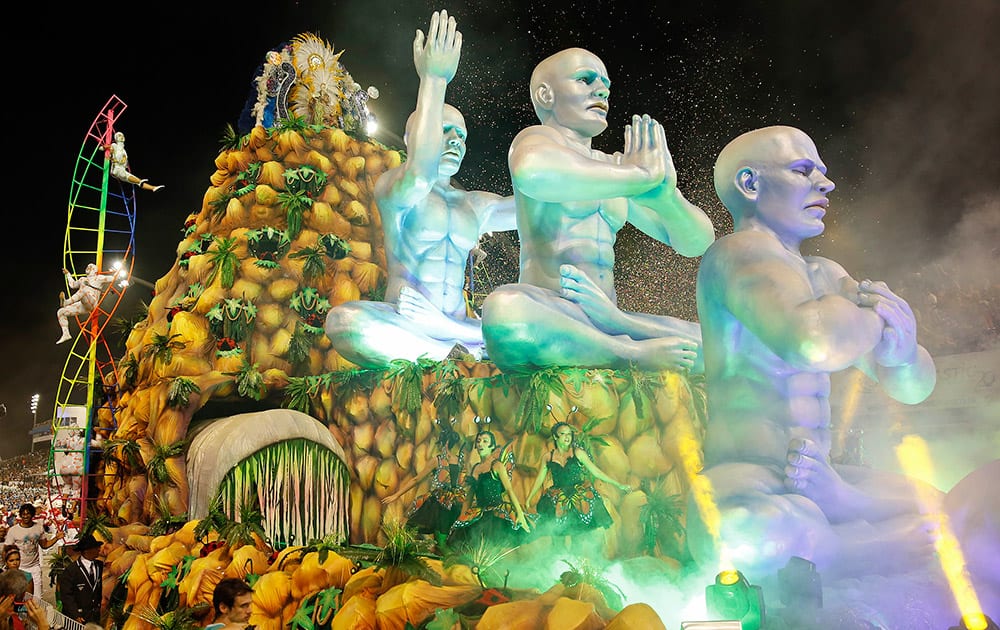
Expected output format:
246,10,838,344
707,231,884,372
381,10,461,210
508,118,663,203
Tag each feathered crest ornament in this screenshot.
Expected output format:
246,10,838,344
241,31,379,135
291,33,343,74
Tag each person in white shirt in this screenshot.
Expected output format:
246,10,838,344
2,504,62,600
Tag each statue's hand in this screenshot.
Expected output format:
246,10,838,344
413,9,462,83
838,275,863,304
859,279,919,367
622,114,666,190
560,264,620,332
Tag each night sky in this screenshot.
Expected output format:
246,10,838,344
1,0,997,458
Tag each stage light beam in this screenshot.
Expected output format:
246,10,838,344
896,434,988,628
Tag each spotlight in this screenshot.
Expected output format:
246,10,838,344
949,613,999,630
705,569,765,630
778,556,822,609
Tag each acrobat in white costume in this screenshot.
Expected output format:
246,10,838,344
105,131,164,192
56,263,116,344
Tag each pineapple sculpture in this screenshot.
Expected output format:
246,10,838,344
91,32,709,630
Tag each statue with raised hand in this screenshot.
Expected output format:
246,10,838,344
325,9,515,368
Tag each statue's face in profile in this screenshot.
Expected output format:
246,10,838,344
753,130,835,243
545,49,610,138
438,105,467,178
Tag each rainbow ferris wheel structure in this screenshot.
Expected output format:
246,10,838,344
49,95,139,529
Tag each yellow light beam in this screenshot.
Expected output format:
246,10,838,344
835,369,866,457
896,434,986,629
677,429,734,572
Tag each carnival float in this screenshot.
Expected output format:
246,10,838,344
46,13,998,630
49,31,712,630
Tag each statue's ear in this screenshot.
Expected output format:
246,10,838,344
534,83,554,110
737,167,758,200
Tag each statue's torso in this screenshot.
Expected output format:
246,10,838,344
514,147,627,296
386,186,480,317
700,239,845,467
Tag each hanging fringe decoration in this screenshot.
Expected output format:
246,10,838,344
217,438,349,547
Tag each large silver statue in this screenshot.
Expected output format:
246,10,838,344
481,47,715,373
325,10,515,368
689,125,940,581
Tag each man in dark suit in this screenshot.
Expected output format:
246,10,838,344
58,533,103,624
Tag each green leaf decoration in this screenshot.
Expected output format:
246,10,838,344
289,599,316,630
193,495,229,543
120,352,139,390
441,536,519,589
385,359,426,417
514,368,566,432
247,226,291,268
317,233,351,259
333,521,441,586
283,165,328,197
233,161,262,196
141,333,187,376
578,415,611,455
432,376,467,424
277,190,314,240
149,494,189,536
147,439,187,485
219,122,248,151
289,246,328,281
328,368,381,407
103,437,145,475
639,487,685,559
558,558,626,611
620,368,659,419
166,377,200,409
80,509,115,545
207,296,257,343
46,547,74,588
209,190,237,222
228,359,266,401
135,603,207,630
282,376,314,413
289,287,331,333
562,368,591,393
431,359,460,381
311,586,342,627
206,236,241,289
277,114,309,133
287,325,315,367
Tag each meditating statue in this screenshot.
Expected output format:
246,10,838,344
480,47,715,373
688,125,940,581
325,9,514,368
